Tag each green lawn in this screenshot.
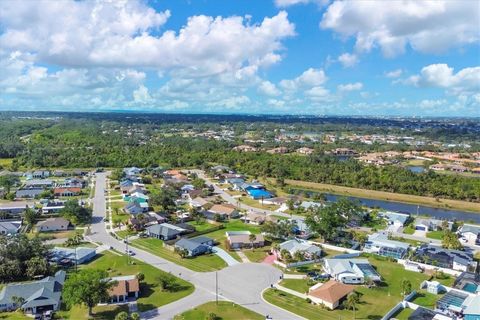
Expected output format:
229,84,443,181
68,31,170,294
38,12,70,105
242,248,270,263
411,291,443,309
238,196,280,211
187,220,220,232
264,257,432,319
0,158,13,167
174,301,263,320
426,230,444,240
280,279,310,294
0,311,30,320
56,304,129,320
131,238,228,272
81,251,194,312
403,225,415,235
390,307,414,320
115,230,137,239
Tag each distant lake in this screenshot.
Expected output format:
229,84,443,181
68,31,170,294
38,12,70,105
407,166,426,173
292,188,480,223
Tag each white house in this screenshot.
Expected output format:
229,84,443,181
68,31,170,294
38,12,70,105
457,224,480,245
323,258,381,284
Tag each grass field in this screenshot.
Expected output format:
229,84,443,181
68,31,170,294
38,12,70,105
264,257,432,319
187,220,220,232
282,179,480,213
426,230,444,240
0,311,30,320
280,279,310,294
242,247,270,262
174,301,263,320
403,225,415,234
238,196,280,211
131,238,227,272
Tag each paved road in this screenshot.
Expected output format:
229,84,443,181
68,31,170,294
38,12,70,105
88,172,304,320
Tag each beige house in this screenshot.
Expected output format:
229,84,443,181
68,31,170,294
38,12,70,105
307,280,355,310
36,217,72,232
209,204,239,219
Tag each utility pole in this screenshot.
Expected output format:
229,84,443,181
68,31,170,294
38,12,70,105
215,271,218,305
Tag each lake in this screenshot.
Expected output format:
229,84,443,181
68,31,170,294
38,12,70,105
292,188,480,223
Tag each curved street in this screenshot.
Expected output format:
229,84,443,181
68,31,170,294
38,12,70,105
87,172,304,320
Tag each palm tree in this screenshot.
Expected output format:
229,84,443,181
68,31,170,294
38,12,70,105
249,233,257,250
344,292,360,319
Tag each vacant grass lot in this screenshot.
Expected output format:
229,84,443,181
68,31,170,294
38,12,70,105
426,230,444,240
242,247,270,262
131,238,227,272
187,220,220,232
238,196,280,211
264,257,433,320
282,179,480,213
174,301,263,320
280,279,310,294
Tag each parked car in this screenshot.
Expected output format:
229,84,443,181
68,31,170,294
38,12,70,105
126,250,135,256
44,310,53,320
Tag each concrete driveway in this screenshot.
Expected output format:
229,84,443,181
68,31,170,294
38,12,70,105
212,246,239,266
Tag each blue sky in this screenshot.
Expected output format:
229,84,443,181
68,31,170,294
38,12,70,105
0,0,479,116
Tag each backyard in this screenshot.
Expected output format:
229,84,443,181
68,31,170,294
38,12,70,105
174,301,263,320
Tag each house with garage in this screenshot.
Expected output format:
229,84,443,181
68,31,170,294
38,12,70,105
414,218,452,232
190,196,209,209
25,179,54,189
241,211,266,225
0,270,65,314
120,180,134,194
42,201,66,214
363,232,410,259
414,245,476,272
323,258,382,284
458,224,480,245
124,202,148,215
278,239,322,261
15,188,43,199
0,202,34,217
175,236,214,257
53,187,81,197
0,220,22,235
106,275,140,303
146,223,186,240
208,204,239,220
307,280,355,310
123,167,142,176
381,211,409,229
226,231,264,249
50,247,97,265
36,217,73,232
32,170,50,179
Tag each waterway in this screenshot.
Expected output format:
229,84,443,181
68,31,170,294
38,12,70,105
291,188,480,223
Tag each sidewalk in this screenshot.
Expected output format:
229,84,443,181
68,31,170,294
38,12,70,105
236,250,250,263
274,284,308,299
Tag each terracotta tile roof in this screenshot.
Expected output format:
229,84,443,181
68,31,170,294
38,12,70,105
109,280,127,296
308,280,355,303
54,187,81,194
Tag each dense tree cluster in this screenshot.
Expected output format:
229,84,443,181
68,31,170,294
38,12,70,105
0,116,478,201
0,234,52,282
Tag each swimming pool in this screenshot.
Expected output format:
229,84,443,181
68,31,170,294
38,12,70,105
462,283,478,293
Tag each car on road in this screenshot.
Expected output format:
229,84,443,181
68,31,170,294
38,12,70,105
125,250,135,256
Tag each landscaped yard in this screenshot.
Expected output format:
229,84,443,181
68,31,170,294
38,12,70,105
280,279,310,294
426,230,444,240
242,247,270,262
390,307,414,320
403,225,415,234
115,230,137,239
187,220,220,232
411,291,443,309
238,196,280,211
56,304,129,320
33,228,83,240
131,238,228,272
81,251,194,312
264,256,433,319
174,301,263,320
0,311,30,320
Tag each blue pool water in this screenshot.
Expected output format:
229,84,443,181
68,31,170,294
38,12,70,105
462,283,478,293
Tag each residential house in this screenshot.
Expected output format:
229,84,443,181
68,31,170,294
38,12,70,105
53,170,68,177
278,239,322,260
32,170,50,179
190,196,209,209
363,232,410,259
57,177,85,189
36,217,73,232
175,236,214,257
50,247,97,265
381,211,410,228
107,275,140,303
15,188,43,199
267,147,288,154
300,201,323,211
232,145,257,152
414,218,452,232
128,215,159,231
241,211,266,225
0,202,34,216
226,231,264,249
211,165,230,173
25,179,54,189
464,296,480,320
126,192,149,203
0,270,66,314
297,147,314,155
208,204,239,220
42,201,66,214
146,223,186,240
458,224,480,245
414,245,476,272
120,180,134,194
291,218,313,239
0,220,22,235
323,258,382,284
333,148,357,156
124,202,149,215
307,280,355,310
123,167,142,176
247,188,272,200
262,197,288,206
53,187,81,197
